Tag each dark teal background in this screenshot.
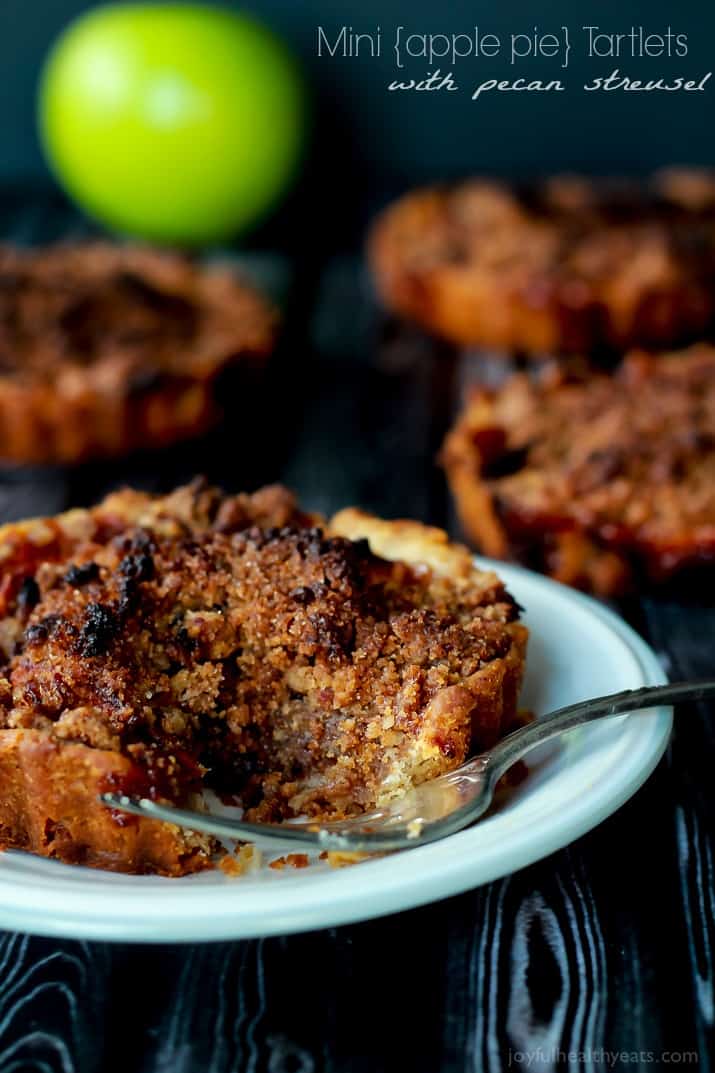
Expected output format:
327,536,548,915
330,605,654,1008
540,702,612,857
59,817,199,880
0,1,712,198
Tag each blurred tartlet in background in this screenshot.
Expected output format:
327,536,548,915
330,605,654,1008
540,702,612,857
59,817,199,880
0,243,275,464
369,169,715,358
441,345,715,596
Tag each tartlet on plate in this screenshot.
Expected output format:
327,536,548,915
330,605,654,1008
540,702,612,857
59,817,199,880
442,345,715,595
0,479,527,875
369,169,715,356
0,243,275,464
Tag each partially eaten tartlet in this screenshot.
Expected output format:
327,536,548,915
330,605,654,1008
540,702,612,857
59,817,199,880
442,345,715,595
0,480,527,875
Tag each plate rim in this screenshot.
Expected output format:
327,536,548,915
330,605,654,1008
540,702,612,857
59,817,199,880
0,561,672,942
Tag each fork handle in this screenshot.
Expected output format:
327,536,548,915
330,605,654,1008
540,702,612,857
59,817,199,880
485,679,715,783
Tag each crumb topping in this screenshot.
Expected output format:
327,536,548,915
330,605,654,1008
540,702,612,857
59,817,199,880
399,172,715,288
0,243,274,383
483,349,714,536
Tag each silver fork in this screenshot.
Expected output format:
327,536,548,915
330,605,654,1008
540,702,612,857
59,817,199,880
100,680,715,854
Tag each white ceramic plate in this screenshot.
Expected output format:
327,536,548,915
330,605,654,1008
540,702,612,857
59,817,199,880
0,562,671,943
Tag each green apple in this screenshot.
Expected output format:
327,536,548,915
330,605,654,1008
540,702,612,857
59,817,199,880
38,3,308,244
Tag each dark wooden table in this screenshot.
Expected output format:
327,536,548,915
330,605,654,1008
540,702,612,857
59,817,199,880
0,196,713,1073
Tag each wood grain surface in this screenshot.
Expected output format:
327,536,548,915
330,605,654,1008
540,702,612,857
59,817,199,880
0,206,712,1072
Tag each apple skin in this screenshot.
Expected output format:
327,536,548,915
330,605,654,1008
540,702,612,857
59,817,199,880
38,3,308,244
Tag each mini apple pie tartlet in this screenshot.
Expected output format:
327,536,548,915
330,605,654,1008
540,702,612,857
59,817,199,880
369,169,715,356
0,479,527,875
0,243,275,463
442,345,715,595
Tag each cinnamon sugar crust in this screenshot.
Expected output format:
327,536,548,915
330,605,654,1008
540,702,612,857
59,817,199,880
0,480,526,875
442,345,715,595
0,243,275,463
369,169,715,355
